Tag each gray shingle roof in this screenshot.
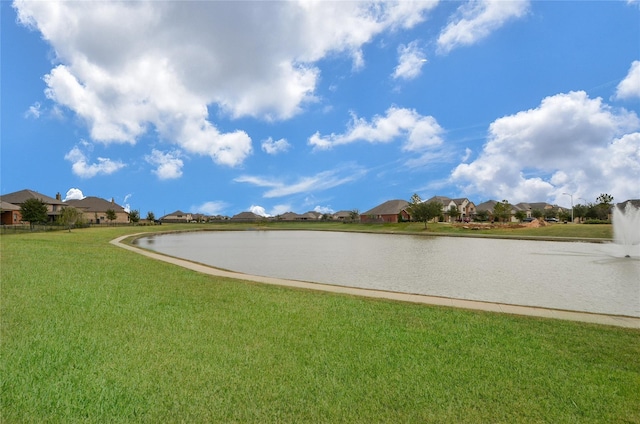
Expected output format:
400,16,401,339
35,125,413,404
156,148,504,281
0,189,64,205
65,196,126,212
362,199,409,215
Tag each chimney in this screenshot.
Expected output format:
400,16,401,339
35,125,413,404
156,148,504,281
56,192,62,201
111,197,114,204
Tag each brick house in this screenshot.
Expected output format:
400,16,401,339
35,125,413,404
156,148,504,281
65,196,129,224
0,189,65,223
360,199,410,223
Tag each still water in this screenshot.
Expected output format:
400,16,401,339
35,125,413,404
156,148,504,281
135,230,640,317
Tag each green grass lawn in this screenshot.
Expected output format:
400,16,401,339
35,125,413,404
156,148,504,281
2,225,637,422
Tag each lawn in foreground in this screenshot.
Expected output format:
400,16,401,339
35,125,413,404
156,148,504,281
1,227,638,422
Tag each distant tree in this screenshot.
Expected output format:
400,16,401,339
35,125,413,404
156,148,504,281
543,208,557,220
597,193,613,205
573,204,587,222
410,193,422,205
475,210,489,222
146,211,156,223
531,209,543,220
349,209,360,222
409,200,442,229
321,213,332,221
493,200,512,224
129,209,140,224
514,210,527,222
105,209,117,225
558,210,572,222
20,198,48,229
595,193,614,221
447,205,460,222
57,206,82,232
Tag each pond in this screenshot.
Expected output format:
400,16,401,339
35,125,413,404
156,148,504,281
134,230,640,317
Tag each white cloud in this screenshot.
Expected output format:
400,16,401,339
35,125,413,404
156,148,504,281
64,145,125,178
270,204,292,216
235,166,366,198
192,201,228,216
261,137,291,155
122,193,132,213
437,0,530,54
63,188,85,201
309,107,444,152
15,1,437,169
450,91,640,203
249,205,271,217
615,60,640,100
314,205,335,214
392,41,427,80
145,149,184,180
24,102,41,118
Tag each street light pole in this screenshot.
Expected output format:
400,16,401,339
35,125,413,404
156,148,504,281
563,192,574,223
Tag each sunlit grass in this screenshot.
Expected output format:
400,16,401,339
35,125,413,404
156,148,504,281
2,225,636,422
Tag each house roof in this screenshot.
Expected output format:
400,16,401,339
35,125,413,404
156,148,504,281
0,201,21,211
160,210,189,219
515,202,555,211
231,211,262,220
475,200,499,212
616,199,640,210
65,196,126,212
424,195,452,205
0,189,64,205
362,199,409,216
333,210,352,218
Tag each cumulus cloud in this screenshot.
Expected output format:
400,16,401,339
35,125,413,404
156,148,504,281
392,41,427,80
14,1,437,169
261,137,291,155
24,102,41,118
249,205,271,217
63,188,85,201
437,0,530,54
314,205,335,214
271,204,292,216
309,107,444,152
192,201,228,216
615,60,640,100
145,149,184,180
450,91,640,203
64,145,125,178
235,166,366,198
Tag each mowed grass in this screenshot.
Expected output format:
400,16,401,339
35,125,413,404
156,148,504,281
2,226,638,423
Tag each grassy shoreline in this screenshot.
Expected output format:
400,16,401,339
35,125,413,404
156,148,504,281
2,224,638,422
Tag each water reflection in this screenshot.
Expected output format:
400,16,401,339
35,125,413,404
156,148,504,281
134,231,640,317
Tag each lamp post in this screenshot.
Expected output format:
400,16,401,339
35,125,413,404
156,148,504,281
563,192,574,223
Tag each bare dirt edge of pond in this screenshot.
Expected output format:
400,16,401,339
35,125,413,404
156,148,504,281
111,234,639,329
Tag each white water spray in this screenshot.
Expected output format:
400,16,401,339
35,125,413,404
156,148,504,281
612,201,640,258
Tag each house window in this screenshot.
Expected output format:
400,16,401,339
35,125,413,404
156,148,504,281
13,213,18,222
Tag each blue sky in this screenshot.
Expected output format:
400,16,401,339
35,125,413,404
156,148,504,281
2,1,639,217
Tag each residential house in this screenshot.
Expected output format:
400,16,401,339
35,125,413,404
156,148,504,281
0,201,22,225
332,210,354,221
360,199,410,223
0,189,65,223
278,212,303,221
159,210,192,223
230,211,264,222
424,196,476,222
65,196,129,224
